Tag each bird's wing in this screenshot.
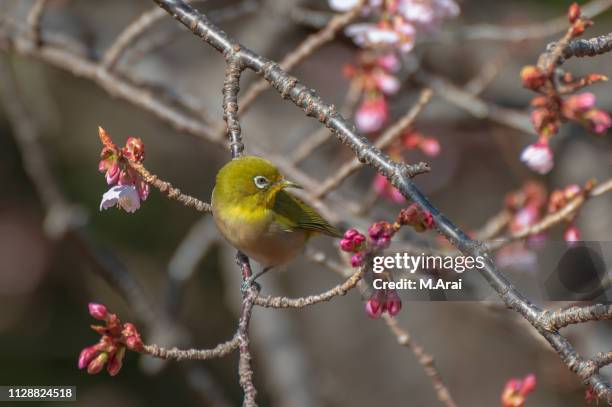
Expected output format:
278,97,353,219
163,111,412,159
273,190,341,237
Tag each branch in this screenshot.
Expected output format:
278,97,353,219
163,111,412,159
544,304,612,330
312,88,433,199
457,0,612,42
238,287,258,406
223,54,245,158
128,161,212,212
26,0,47,47
489,178,612,250
383,315,458,407
102,6,169,71
290,79,361,164
142,335,240,361
253,268,364,308
551,32,612,63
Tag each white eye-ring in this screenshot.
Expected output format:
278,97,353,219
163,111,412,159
253,175,269,189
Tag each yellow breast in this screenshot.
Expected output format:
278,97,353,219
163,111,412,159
212,201,307,268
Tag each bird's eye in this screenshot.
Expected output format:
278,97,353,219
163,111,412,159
253,176,269,189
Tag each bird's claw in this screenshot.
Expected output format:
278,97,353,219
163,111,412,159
241,276,261,294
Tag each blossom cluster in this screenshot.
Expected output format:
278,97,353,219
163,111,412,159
519,4,611,174
78,303,143,376
98,127,149,213
504,180,586,243
344,52,400,134
501,373,537,407
330,0,459,54
340,203,434,318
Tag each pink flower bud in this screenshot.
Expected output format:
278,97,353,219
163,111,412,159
520,373,537,395
88,303,108,320
350,252,365,268
365,298,383,319
584,109,612,135
385,298,402,316
123,137,145,162
568,2,581,23
510,205,539,233
520,65,545,90
87,352,108,375
377,53,400,72
419,137,440,157
105,162,120,185
564,225,581,242
78,345,99,370
355,97,388,133
106,347,125,376
564,184,581,199
340,229,366,252
520,140,553,174
565,92,596,113
368,221,393,241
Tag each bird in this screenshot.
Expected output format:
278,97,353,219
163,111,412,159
211,155,340,288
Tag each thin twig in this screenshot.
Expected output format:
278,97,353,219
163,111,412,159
253,268,364,308
290,78,361,164
223,53,245,158
457,0,612,42
312,88,433,199
237,0,364,115
384,315,458,407
128,161,212,212
26,0,47,47
142,335,240,361
102,6,168,71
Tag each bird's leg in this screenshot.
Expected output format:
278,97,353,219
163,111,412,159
240,267,271,293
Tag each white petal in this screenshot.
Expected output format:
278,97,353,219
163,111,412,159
399,2,434,24
99,185,141,213
366,28,399,44
329,0,360,11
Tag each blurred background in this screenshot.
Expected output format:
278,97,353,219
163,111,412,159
0,0,611,406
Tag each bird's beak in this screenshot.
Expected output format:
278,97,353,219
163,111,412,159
280,179,302,189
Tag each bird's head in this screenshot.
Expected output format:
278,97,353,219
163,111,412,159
214,156,301,208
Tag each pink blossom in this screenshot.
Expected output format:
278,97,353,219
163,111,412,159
355,97,388,133
373,71,400,94
373,173,405,203
510,204,539,233
564,92,596,114
377,53,400,72
345,19,416,53
584,109,611,134
501,373,537,407
420,137,440,156
520,140,553,174
564,225,581,242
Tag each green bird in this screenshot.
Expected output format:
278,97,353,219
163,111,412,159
211,156,340,283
